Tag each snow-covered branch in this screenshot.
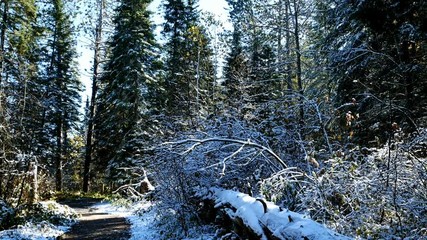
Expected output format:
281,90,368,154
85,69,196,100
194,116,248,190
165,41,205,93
164,137,288,169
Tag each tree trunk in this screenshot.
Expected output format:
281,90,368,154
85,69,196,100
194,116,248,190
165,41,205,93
276,0,283,91
29,160,38,204
0,0,8,85
284,0,292,91
55,114,63,192
293,0,304,124
0,1,8,198
83,0,104,193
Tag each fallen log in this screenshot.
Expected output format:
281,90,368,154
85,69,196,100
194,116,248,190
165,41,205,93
203,188,352,240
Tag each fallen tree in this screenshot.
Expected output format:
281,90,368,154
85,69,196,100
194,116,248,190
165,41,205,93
200,188,351,240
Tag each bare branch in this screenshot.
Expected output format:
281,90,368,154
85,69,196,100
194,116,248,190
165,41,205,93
164,137,288,169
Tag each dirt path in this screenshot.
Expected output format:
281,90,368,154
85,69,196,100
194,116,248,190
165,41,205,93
58,198,131,240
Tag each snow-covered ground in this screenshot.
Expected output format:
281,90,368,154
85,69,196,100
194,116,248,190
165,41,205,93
0,201,76,240
0,199,215,240
92,201,215,240
1,192,352,239
0,200,161,240
92,201,161,240
0,221,70,240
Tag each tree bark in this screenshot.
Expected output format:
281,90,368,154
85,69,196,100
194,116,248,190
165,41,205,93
0,0,8,85
29,160,38,204
83,0,104,193
55,114,63,192
293,0,304,124
284,0,293,91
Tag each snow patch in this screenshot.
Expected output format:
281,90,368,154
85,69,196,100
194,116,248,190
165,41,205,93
0,200,76,240
0,221,71,240
210,188,352,240
92,201,160,239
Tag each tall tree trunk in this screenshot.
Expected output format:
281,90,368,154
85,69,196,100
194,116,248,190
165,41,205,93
277,0,283,91
55,113,63,192
29,160,38,204
285,0,292,91
0,0,8,199
293,0,304,123
83,0,104,192
0,0,8,85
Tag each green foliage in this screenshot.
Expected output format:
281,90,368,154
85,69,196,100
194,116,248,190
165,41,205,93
0,200,77,230
53,191,109,201
94,0,158,184
321,0,427,143
17,202,77,226
108,196,133,208
161,0,215,120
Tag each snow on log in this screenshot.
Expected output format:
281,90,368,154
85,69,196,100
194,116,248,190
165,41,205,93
206,188,352,240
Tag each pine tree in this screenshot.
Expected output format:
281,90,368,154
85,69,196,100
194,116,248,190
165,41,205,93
323,0,427,143
223,0,311,123
162,0,214,123
82,0,107,193
223,0,282,119
94,0,158,185
0,0,41,202
223,0,249,112
39,0,82,191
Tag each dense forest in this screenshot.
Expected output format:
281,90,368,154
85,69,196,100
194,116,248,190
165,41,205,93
1,0,426,239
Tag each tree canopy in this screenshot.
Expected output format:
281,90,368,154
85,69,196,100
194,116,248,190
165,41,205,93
0,0,426,238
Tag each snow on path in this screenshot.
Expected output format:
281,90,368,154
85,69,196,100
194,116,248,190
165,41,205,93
92,201,160,240
0,200,160,240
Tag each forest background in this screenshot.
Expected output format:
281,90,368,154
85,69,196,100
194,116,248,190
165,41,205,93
0,0,426,239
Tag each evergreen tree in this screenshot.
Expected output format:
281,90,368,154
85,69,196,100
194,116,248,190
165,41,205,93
162,0,214,123
39,0,82,191
323,0,427,143
223,0,250,112
223,0,312,125
94,0,158,185
0,0,41,202
82,0,107,193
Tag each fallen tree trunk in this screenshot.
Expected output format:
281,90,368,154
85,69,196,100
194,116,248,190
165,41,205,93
201,188,351,240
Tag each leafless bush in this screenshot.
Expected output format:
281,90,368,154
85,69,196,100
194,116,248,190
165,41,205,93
149,117,305,233
297,129,427,239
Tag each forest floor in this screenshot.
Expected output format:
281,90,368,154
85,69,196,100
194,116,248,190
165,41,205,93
58,198,131,240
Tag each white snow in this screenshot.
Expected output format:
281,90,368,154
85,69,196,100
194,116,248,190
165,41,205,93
92,200,160,240
210,188,353,240
1,192,354,240
0,200,162,240
0,221,70,240
127,202,159,240
0,201,76,240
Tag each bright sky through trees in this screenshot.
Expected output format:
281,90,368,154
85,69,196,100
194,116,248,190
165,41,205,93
78,0,230,99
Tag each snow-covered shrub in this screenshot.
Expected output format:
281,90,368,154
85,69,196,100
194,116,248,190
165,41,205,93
150,116,305,235
297,130,427,239
244,95,334,168
0,201,77,239
0,221,70,240
14,201,77,227
259,168,305,210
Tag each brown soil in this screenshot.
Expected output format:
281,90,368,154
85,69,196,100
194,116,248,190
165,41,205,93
58,198,130,240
